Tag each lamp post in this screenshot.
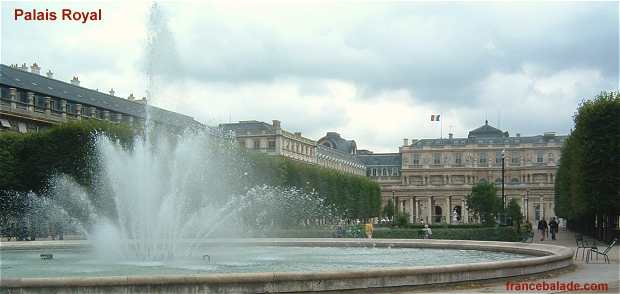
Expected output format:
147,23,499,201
392,191,396,224
501,149,506,224
524,189,529,222
501,150,506,207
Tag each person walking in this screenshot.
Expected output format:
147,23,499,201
537,219,546,241
423,224,432,239
364,222,374,239
549,217,559,240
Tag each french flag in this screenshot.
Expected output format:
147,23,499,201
431,114,440,121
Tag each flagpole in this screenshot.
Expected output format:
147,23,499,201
440,112,443,140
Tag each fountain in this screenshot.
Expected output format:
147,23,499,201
0,124,574,293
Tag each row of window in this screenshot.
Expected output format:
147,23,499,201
410,150,554,166
283,139,314,156
368,167,400,177
2,87,136,123
245,138,316,157
403,173,554,186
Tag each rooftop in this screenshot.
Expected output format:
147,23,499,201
0,64,199,128
357,153,402,166
409,121,567,147
317,132,357,155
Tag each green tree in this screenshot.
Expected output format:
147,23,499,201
383,199,395,220
506,198,523,232
466,182,500,225
555,91,620,236
396,212,410,227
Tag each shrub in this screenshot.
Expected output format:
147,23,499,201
373,227,522,242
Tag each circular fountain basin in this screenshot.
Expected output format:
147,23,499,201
0,238,573,293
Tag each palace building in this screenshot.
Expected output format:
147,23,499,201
364,121,566,225
0,63,203,133
220,120,366,176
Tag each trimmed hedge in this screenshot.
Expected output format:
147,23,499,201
0,120,134,193
373,227,522,241
375,223,495,229
246,153,382,219
555,91,620,238
254,226,523,242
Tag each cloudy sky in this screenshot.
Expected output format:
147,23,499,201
2,1,618,152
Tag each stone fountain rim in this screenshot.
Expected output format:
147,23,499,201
0,238,574,290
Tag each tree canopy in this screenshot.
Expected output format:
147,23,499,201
554,91,620,224
466,182,501,225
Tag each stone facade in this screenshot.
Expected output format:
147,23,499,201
220,120,366,176
0,63,202,133
366,121,566,225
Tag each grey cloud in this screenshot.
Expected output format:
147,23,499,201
168,2,617,108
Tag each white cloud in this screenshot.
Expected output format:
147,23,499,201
1,1,617,152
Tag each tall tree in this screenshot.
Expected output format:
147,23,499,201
506,198,523,232
555,91,620,236
466,182,501,225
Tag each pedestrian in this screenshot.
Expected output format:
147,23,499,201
364,222,374,239
549,217,559,240
423,224,432,239
537,219,546,241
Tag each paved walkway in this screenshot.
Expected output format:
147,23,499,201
409,230,620,293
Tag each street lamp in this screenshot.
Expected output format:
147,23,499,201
501,149,505,209
501,149,506,225
392,191,396,224
524,190,529,222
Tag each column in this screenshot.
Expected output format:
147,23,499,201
549,201,555,219
462,199,469,224
60,99,67,118
540,197,545,220
427,197,433,224
44,97,51,114
27,92,34,112
9,88,17,110
116,113,123,123
409,197,414,223
75,104,82,120
90,107,97,118
414,199,419,223
103,110,110,121
445,197,450,224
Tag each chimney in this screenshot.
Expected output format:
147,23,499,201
127,93,135,101
448,133,453,139
403,138,409,146
19,63,28,71
70,76,80,86
272,120,281,129
30,63,41,74
46,70,54,78
109,88,115,96
294,132,302,137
